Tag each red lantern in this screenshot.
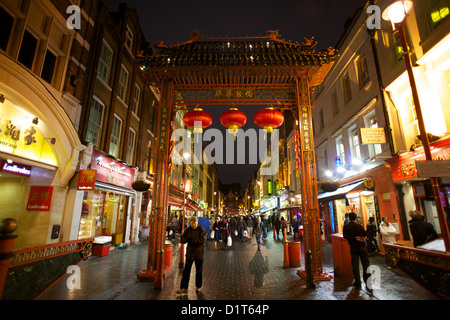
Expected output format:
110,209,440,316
253,107,284,133
220,107,247,136
183,107,213,133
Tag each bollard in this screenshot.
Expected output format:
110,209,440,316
305,250,316,289
0,218,18,299
283,229,290,268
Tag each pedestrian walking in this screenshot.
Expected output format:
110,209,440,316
408,210,438,247
212,217,221,250
177,216,206,294
274,216,281,240
366,217,379,252
255,216,263,251
246,216,254,239
343,212,370,288
220,218,231,249
281,216,288,240
261,216,268,240
238,216,247,242
380,216,397,244
291,216,299,241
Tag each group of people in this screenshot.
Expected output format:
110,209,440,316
343,210,439,289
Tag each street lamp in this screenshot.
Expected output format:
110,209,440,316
383,0,450,251
179,152,190,268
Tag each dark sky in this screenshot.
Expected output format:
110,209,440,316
107,0,368,189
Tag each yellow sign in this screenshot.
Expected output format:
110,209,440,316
361,128,386,144
0,105,57,166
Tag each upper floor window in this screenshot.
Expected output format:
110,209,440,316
341,72,352,105
118,65,129,101
110,114,122,158
86,97,104,148
426,0,449,28
356,55,370,89
349,126,361,161
98,40,113,83
365,110,383,157
126,128,136,164
331,90,339,116
0,6,14,51
336,135,346,168
125,25,134,53
18,30,38,70
132,84,141,115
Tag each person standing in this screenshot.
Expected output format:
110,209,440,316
246,216,254,239
343,212,370,288
408,210,438,247
177,216,206,294
261,216,268,240
291,216,299,241
366,217,379,252
281,217,288,240
212,217,221,250
255,216,263,251
220,218,231,249
380,216,397,244
238,216,247,242
274,216,281,240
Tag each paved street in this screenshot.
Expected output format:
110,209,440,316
38,229,441,301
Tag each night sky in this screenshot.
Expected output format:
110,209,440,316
107,0,368,189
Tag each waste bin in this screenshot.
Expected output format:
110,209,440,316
164,241,173,267
288,241,301,267
93,236,112,257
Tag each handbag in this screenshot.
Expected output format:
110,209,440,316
243,230,248,237
227,236,232,247
210,230,215,239
234,230,238,236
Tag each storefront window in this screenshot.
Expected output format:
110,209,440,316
79,190,105,239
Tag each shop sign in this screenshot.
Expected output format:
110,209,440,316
387,139,450,182
416,160,450,178
1,160,32,176
361,128,386,144
0,105,57,166
27,186,53,211
77,169,97,190
185,179,193,193
90,149,136,189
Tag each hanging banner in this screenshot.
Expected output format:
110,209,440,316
27,186,54,211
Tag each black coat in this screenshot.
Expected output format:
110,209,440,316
343,221,367,247
409,218,438,247
181,226,206,260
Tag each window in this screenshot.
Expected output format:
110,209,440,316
331,90,339,116
341,72,352,105
132,84,141,115
349,126,361,161
426,0,449,28
118,65,129,101
405,93,419,140
18,30,38,69
125,25,134,53
0,6,14,51
41,50,57,84
126,128,136,164
357,55,370,89
86,97,104,147
336,135,346,167
110,115,122,158
97,40,113,83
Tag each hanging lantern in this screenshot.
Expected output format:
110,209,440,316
183,107,213,133
253,107,284,133
220,107,247,138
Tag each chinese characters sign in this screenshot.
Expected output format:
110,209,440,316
77,169,97,190
361,128,386,144
213,89,255,100
27,186,54,211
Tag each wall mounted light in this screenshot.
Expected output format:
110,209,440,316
32,117,39,125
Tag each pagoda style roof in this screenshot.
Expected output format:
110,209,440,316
138,30,337,87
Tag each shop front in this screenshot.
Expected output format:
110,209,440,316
77,148,136,246
0,55,84,249
386,137,450,241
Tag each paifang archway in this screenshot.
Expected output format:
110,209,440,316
137,30,337,288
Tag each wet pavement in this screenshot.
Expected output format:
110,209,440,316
38,229,442,302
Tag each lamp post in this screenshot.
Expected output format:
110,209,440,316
383,0,450,251
179,152,190,268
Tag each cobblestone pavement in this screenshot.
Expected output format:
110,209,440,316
39,229,441,301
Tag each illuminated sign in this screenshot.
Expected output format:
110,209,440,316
77,169,97,190
0,105,57,166
185,179,193,193
1,160,32,176
90,149,135,189
361,128,386,144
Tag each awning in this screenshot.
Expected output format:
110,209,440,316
186,201,201,212
278,206,301,212
168,194,183,207
318,180,364,201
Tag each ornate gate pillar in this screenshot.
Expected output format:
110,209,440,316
138,78,175,289
295,75,332,281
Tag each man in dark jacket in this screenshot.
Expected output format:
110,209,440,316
343,212,370,288
177,216,206,294
408,210,438,247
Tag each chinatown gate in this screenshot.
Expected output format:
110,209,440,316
137,30,337,288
